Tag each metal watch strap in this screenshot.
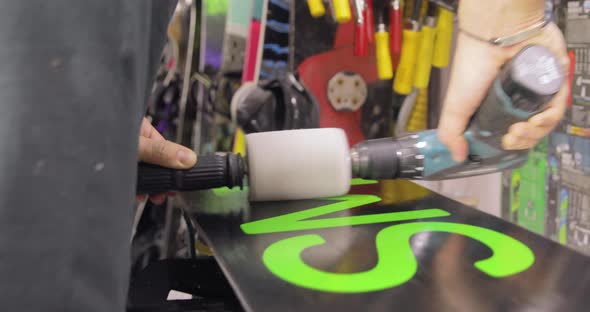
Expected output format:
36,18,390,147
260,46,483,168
460,19,549,47
459,0,551,47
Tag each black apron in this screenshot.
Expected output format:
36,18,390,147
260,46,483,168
0,1,176,310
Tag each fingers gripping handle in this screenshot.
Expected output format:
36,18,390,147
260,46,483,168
467,45,564,148
136,154,244,195
418,45,564,179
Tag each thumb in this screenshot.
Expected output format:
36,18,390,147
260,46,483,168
438,33,506,162
138,136,197,169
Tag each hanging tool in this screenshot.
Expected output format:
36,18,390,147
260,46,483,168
375,9,393,80
307,0,326,17
393,0,422,95
137,46,562,201
406,86,429,133
353,0,368,56
394,88,419,136
414,3,437,88
364,0,375,44
389,0,403,70
332,0,352,23
432,6,454,68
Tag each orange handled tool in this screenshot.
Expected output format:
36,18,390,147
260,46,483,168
389,0,402,70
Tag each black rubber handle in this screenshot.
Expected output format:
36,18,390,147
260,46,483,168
136,153,244,194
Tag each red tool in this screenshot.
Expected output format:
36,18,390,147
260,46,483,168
364,0,375,44
353,0,368,56
389,0,402,69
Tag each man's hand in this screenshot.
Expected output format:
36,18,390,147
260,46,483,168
137,117,197,204
438,22,569,162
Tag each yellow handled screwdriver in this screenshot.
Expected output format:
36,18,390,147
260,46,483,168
332,0,352,23
414,3,437,89
432,7,454,68
375,9,393,80
307,0,326,17
393,0,422,95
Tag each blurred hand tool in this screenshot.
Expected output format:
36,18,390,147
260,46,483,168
332,0,352,23
353,0,368,56
364,0,375,44
414,3,437,88
432,6,454,68
389,0,403,69
307,0,326,17
375,9,394,80
393,0,422,95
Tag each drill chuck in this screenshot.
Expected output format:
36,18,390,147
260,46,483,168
351,134,424,180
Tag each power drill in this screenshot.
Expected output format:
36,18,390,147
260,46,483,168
136,45,563,200
350,44,563,180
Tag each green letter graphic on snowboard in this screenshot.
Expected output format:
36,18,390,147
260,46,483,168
241,194,535,293
262,222,534,293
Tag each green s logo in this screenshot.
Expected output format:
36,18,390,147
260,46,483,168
241,192,534,293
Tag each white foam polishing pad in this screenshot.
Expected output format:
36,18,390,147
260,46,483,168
245,128,351,201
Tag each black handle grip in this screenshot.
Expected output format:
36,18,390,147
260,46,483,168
136,153,244,194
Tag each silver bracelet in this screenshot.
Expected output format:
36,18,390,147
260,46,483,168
460,19,550,47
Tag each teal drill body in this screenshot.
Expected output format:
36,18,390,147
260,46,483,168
351,45,565,181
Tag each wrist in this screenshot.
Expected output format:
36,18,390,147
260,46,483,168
458,0,546,41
